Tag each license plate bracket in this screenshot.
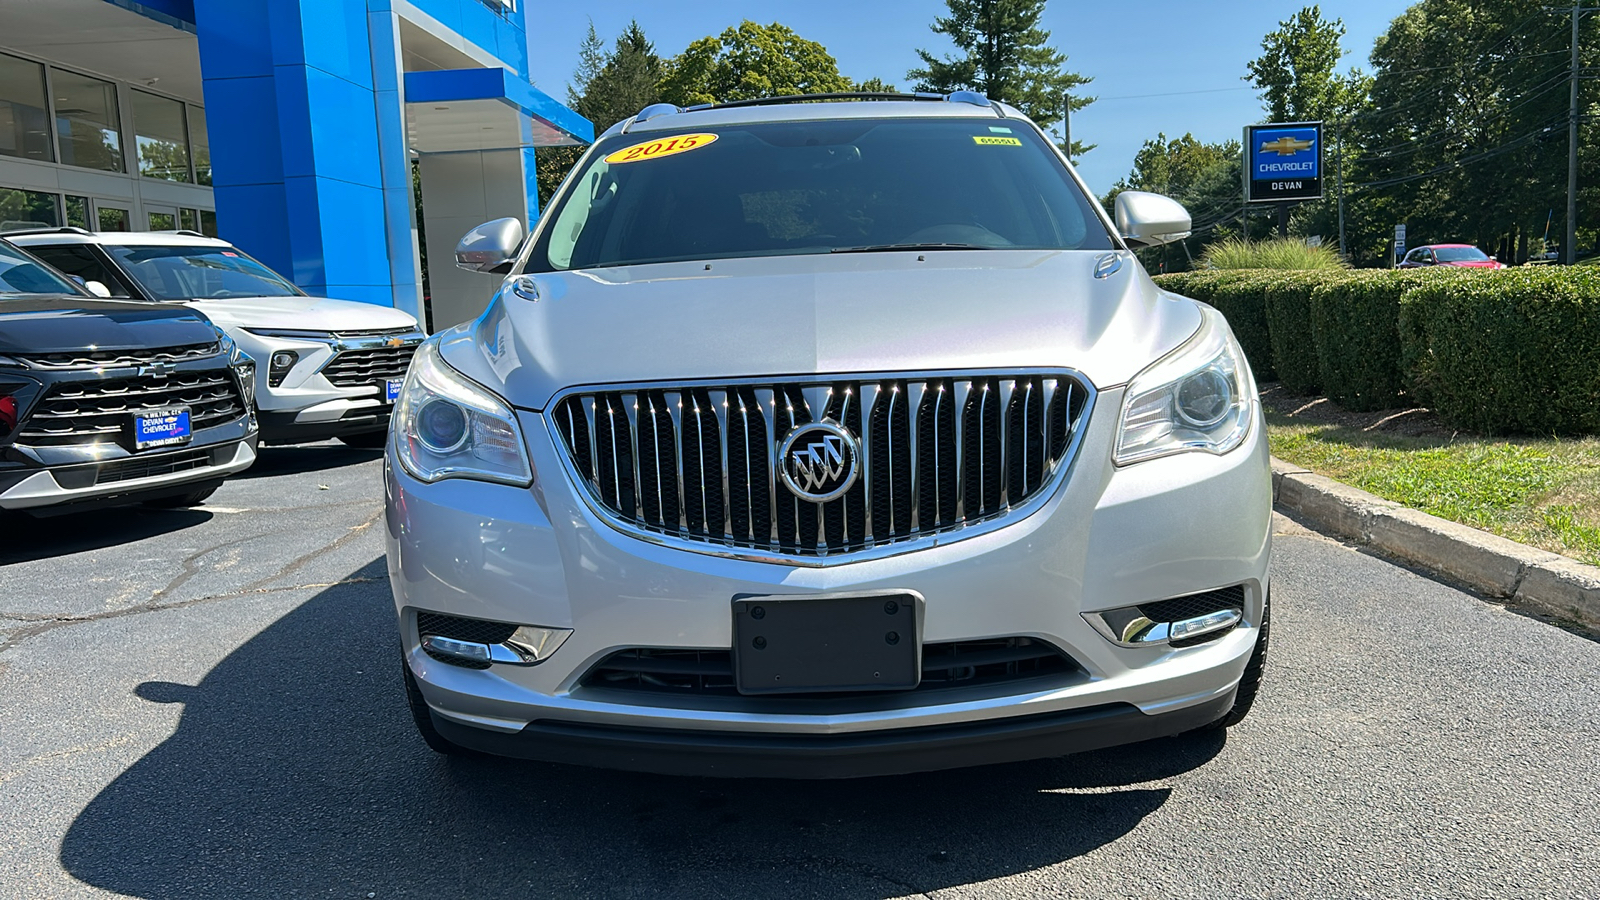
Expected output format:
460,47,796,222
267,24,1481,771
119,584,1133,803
732,591,922,695
132,407,192,450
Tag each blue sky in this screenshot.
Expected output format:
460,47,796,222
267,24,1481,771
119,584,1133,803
524,0,1414,195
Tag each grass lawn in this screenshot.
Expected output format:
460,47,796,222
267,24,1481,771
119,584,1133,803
1262,388,1600,566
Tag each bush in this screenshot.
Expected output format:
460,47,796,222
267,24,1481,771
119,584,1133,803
1400,268,1600,434
1310,271,1408,411
1200,237,1350,271
1262,271,1340,394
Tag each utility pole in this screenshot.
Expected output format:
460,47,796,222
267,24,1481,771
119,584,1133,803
1569,4,1581,265
1337,117,1347,257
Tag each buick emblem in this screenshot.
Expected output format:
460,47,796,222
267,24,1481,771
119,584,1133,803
778,421,860,503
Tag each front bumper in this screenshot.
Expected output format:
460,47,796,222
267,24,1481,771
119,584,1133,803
387,388,1272,774
0,435,257,511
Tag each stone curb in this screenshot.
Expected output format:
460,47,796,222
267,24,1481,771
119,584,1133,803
1271,457,1600,630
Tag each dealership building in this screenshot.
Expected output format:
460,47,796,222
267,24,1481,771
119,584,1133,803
0,0,592,329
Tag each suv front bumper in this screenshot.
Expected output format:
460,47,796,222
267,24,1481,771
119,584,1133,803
386,391,1272,775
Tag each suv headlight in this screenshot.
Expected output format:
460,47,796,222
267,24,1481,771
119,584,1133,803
393,340,531,486
1114,306,1254,465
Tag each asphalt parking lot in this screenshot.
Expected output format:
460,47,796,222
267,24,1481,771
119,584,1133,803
2,443,1598,899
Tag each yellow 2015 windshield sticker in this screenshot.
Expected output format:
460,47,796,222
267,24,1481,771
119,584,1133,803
973,135,1023,146
604,133,718,164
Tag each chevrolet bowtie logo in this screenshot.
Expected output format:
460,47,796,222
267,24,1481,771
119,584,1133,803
138,361,175,379
386,337,405,348
1260,136,1315,156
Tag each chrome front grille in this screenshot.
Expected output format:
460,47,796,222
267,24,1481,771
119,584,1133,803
18,370,246,446
320,344,419,387
549,372,1091,561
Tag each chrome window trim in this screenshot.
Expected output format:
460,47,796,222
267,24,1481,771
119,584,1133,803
541,367,1098,568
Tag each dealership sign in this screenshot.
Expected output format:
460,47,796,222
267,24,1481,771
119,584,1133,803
1244,122,1323,203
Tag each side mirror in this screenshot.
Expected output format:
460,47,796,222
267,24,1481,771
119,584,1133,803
1114,191,1192,248
455,217,524,274
84,280,112,298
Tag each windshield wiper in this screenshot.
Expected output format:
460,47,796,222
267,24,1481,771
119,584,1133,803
830,242,993,254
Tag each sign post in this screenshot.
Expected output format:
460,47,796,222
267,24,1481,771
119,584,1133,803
1244,122,1324,238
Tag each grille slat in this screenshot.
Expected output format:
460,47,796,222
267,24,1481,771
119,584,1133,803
552,372,1089,560
320,344,418,387
18,342,219,370
17,369,246,446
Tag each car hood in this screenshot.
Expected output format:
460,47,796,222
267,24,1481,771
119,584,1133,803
438,251,1204,411
0,296,218,355
186,295,418,332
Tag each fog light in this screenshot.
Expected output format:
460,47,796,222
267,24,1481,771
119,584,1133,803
1170,609,1241,641
267,350,298,387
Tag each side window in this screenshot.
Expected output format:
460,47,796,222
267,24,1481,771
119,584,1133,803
26,245,133,297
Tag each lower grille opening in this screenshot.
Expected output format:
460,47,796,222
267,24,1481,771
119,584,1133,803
418,612,518,670
1139,585,1246,648
581,637,1077,698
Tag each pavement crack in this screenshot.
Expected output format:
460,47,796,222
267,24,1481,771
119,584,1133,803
241,509,383,592
0,576,384,656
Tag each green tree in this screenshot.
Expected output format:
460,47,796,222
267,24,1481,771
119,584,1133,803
657,21,853,107
853,77,898,93
907,0,1093,154
1245,5,1369,123
536,20,666,205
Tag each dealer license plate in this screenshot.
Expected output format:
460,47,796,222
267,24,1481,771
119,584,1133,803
732,592,922,695
384,379,403,403
133,407,192,450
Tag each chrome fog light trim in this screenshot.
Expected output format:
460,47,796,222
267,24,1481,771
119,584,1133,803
1085,606,1243,648
420,625,572,667
1169,609,1241,642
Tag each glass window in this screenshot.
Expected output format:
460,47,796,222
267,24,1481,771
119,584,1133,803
188,106,210,186
179,208,199,232
105,244,302,300
64,195,90,229
25,244,131,297
199,209,217,237
98,205,129,231
0,187,60,231
0,54,52,162
53,69,123,172
148,210,176,230
0,240,80,295
530,118,1115,272
1434,246,1490,262
131,90,189,182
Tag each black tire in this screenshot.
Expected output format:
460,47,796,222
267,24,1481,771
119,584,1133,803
338,430,389,449
142,484,220,508
1207,593,1270,730
402,655,478,757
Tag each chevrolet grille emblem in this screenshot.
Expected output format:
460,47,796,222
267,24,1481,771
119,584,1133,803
1260,136,1315,156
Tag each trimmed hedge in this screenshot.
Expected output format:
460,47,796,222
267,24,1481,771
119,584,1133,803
1309,272,1407,411
1261,271,1338,395
1401,268,1600,434
1155,266,1600,435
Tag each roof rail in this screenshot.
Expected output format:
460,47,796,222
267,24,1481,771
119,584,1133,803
0,225,93,237
689,91,961,112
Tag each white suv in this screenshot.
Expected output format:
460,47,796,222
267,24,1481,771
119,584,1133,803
387,93,1272,777
9,229,424,447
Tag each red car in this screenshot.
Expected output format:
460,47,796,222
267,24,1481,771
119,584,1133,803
1397,244,1505,269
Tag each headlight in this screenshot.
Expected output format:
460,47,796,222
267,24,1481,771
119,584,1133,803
393,340,531,486
1114,306,1254,465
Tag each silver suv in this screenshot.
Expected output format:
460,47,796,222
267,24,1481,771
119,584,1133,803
386,93,1272,777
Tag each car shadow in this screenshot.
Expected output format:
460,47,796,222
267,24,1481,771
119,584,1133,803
0,507,212,566
237,442,383,479
61,559,1225,898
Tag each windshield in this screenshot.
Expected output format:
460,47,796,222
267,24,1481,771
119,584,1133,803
105,245,303,300
527,116,1116,272
1434,247,1490,262
0,241,85,296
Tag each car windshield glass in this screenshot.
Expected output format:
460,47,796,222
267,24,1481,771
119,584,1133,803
1433,247,1489,262
528,116,1116,271
105,245,302,300
0,241,84,296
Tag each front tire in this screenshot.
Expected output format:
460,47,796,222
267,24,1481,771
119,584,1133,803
402,655,477,757
1207,594,1270,730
